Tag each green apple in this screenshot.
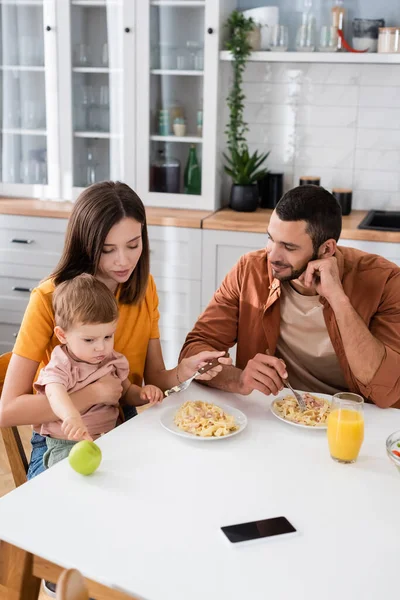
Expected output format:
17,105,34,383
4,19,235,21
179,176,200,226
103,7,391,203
68,440,102,475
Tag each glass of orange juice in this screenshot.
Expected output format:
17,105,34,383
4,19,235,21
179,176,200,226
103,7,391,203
327,392,364,464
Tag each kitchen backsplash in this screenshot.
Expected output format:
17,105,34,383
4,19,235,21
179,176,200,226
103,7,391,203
219,61,400,210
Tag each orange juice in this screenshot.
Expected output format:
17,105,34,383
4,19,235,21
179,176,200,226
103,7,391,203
327,409,364,463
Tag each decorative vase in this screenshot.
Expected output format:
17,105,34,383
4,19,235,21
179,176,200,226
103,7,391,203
229,184,259,212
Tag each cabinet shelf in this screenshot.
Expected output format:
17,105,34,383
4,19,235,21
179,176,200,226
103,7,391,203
151,69,204,76
2,128,47,136
0,1,43,5
151,1,206,6
0,65,44,71
72,67,121,73
220,50,400,64
151,134,203,143
71,1,111,6
74,131,115,139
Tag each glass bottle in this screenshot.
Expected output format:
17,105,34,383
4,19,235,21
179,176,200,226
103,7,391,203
296,0,316,52
184,145,201,195
150,146,181,194
332,0,345,51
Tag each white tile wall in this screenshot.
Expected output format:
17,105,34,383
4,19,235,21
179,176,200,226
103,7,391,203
220,62,400,210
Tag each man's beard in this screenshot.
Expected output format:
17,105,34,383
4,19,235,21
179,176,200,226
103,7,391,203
271,250,319,282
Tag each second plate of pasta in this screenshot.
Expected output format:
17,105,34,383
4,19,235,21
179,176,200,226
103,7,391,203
271,390,332,430
160,400,247,441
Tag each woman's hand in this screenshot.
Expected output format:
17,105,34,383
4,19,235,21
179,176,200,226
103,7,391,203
178,350,232,382
88,375,123,406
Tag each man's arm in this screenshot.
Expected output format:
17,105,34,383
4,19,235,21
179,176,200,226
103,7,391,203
330,296,385,384
180,257,287,396
304,257,400,408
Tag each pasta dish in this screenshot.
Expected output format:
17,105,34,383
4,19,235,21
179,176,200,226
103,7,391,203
274,393,331,427
174,401,239,437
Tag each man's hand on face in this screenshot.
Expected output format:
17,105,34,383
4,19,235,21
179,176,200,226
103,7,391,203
238,354,288,396
299,256,348,307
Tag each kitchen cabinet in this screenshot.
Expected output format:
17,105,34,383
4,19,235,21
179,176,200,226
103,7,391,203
0,0,236,209
136,0,235,210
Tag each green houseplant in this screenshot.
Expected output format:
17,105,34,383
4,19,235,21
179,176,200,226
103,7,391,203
223,10,269,212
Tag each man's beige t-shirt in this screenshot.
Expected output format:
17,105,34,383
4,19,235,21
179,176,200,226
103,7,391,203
275,282,347,394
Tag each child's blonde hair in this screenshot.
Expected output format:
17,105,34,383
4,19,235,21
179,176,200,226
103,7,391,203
53,274,118,331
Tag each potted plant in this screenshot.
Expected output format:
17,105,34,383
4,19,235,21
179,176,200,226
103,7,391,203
223,10,269,212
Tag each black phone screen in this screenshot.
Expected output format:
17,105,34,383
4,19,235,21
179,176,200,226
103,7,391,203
221,516,296,543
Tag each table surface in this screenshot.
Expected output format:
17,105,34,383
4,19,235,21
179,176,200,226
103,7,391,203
0,384,399,600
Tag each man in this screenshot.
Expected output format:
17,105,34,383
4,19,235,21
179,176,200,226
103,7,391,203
180,185,400,408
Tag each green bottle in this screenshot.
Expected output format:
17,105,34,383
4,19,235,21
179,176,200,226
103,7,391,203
184,145,201,195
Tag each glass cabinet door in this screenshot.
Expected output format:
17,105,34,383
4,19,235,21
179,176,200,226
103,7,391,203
137,0,219,210
0,0,58,197
65,0,132,196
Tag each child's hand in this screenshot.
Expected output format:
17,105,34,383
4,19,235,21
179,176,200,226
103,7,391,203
61,415,93,442
140,385,164,405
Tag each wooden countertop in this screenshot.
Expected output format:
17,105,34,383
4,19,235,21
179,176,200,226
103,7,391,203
0,199,399,242
203,208,400,243
0,198,212,229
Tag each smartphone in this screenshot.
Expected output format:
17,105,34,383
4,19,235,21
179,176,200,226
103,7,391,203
221,516,296,544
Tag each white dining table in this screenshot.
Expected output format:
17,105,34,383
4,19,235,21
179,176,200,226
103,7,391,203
0,383,399,600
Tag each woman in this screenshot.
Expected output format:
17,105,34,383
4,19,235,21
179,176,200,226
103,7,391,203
0,181,230,479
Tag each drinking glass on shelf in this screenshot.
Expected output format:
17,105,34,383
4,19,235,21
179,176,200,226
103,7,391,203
19,36,36,66
176,46,190,70
101,42,109,67
296,21,316,51
270,25,289,52
86,148,98,186
318,26,339,52
185,41,203,70
159,43,177,70
74,43,90,66
327,392,364,464
21,100,40,129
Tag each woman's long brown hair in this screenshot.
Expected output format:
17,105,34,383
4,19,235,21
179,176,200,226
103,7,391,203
51,181,150,305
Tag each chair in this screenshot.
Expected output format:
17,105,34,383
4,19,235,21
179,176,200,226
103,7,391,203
56,569,89,600
0,353,28,488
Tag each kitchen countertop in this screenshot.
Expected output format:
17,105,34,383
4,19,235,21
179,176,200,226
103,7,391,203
203,208,400,243
0,198,213,229
0,198,399,242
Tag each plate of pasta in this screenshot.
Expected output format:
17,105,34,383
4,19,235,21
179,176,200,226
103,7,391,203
160,400,247,440
271,391,332,429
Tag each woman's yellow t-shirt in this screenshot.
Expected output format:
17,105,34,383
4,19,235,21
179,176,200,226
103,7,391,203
13,276,160,386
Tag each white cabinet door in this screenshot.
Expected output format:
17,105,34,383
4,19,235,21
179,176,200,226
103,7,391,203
148,225,202,369
0,0,60,199
148,225,201,280
56,0,135,200
339,238,400,266
201,229,266,308
135,0,235,210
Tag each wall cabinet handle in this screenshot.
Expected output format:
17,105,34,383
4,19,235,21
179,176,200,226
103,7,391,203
207,27,214,34
46,25,52,31
10,238,34,244
12,286,33,293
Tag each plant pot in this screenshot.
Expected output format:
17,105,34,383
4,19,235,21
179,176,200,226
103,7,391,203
229,184,259,212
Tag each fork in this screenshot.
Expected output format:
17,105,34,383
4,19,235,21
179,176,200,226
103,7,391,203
164,357,223,397
282,378,307,412
265,349,306,411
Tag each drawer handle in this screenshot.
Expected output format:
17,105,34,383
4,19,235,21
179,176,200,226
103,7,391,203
10,238,34,244
12,286,33,293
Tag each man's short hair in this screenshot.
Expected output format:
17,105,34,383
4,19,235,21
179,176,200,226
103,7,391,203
53,274,118,331
275,185,342,252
